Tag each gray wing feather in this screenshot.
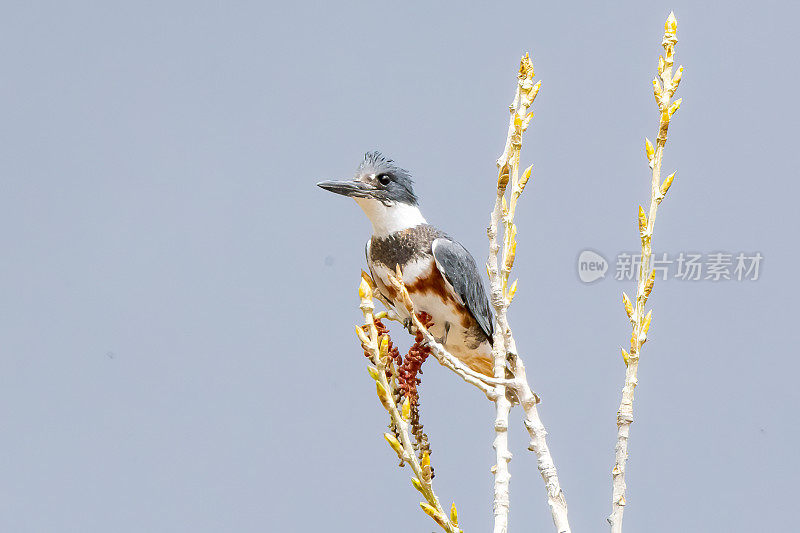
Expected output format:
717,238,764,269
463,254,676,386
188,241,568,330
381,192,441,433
432,238,494,344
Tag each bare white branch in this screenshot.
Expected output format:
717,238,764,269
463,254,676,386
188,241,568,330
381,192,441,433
609,12,681,533
486,54,570,533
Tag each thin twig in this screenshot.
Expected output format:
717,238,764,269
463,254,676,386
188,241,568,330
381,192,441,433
357,279,461,533
608,12,682,533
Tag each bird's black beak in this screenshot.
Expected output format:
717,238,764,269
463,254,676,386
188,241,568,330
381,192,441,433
316,179,376,199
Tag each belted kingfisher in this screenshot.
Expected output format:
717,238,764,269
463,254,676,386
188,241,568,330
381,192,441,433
318,152,494,376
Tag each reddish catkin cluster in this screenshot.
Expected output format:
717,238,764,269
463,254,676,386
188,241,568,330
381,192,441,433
362,313,435,471
397,312,433,404
397,312,434,468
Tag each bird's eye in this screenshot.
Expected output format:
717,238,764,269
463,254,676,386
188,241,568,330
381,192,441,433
377,174,391,185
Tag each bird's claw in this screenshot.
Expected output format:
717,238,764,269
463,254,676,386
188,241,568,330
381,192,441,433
375,310,403,323
375,311,415,336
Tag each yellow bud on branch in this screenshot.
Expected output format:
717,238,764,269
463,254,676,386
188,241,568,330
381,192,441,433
623,292,634,318
420,503,447,530
507,279,518,303
367,365,380,381
355,325,370,347
660,171,675,198
519,164,533,192
638,206,648,235
668,98,682,117
376,382,393,411
642,310,653,335
384,432,405,457
644,270,656,298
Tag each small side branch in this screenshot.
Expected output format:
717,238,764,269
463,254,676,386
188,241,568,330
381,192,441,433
608,12,683,533
357,280,462,533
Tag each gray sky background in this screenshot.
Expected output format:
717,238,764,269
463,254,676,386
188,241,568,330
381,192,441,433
0,1,796,531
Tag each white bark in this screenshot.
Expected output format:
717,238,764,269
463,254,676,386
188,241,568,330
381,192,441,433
487,174,512,533
608,13,682,533
485,54,571,533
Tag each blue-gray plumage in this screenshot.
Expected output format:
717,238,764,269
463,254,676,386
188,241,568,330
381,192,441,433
318,152,494,375
431,238,494,343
